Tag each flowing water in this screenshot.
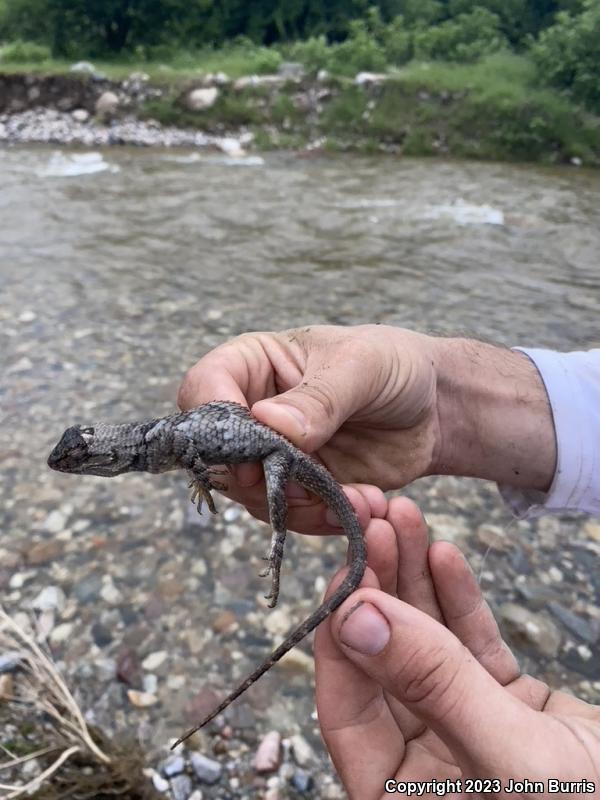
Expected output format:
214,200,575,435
1,146,598,753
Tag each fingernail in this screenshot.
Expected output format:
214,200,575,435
272,404,307,436
339,602,390,656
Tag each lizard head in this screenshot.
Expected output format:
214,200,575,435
48,424,141,476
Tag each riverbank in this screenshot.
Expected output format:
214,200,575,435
1,54,599,164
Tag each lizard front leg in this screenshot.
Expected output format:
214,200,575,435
260,451,291,608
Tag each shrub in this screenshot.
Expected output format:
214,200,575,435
413,6,508,62
530,0,600,113
0,37,51,62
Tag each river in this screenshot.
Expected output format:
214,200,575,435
1,146,598,789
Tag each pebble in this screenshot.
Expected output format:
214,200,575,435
170,774,193,800
43,509,67,533
100,579,123,604
476,523,510,551
91,621,113,647
254,730,281,773
127,689,158,707
548,602,598,643
264,607,293,637
161,754,185,777
49,622,74,644
291,769,313,793
142,650,168,671
188,791,204,800
152,771,170,792
0,651,24,674
190,752,222,784
0,674,14,700
32,585,66,612
499,603,562,657
426,513,469,543
289,733,314,767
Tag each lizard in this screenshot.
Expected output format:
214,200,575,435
47,400,367,748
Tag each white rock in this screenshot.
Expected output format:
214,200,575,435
186,87,219,111
95,91,119,119
127,689,158,707
254,730,281,773
32,585,66,612
142,650,168,671
49,622,74,644
290,733,314,766
18,310,36,322
100,579,122,605
70,61,95,74
72,108,89,123
355,72,388,86
44,509,67,533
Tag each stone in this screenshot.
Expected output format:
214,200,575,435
127,689,158,707
27,539,63,565
161,754,185,777
44,509,67,533
212,610,238,633
116,647,142,686
279,647,314,674
49,622,74,644
152,771,169,792
70,61,96,74
170,774,192,800
188,792,204,800
91,622,113,647
476,523,510,552
72,108,90,123
190,752,222,784
290,734,314,767
291,769,313,793
73,572,102,603
101,578,123,604
265,607,293,637
583,520,600,542
426,513,469,544
254,730,281,773
0,674,14,700
499,603,562,657
142,650,168,671
548,602,598,644
95,91,120,120
0,651,25,674
185,87,219,111
32,585,66,612
355,72,388,86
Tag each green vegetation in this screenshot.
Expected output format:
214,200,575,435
0,0,598,164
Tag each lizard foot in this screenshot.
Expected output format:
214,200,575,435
188,479,217,514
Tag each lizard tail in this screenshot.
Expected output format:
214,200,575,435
170,536,366,749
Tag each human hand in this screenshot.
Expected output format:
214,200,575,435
315,496,599,799
178,325,556,536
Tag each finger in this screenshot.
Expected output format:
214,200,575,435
250,352,376,453
364,517,399,597
332,588,550,777
390,498,442,621
429,542,520,684
315,567,406,798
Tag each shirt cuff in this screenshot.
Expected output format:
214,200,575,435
498,347,600,518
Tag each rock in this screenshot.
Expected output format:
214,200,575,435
27,539,63,565
212,610,238,633
426,513,469,544
100,578,123,604
0,548,21,569
317,69,330,82
72,108,90,123
185,87,219,111
91,621,113,647
265,607,293,637
278,62,305,80
355,72,388,86
291,769,313,793
32,585,66,612
279,647,314,674
161,754,185,777
190,752,222,784
499,603,562,657
49,622,74,644
0,651,25,674
127,689,158,707
70,61,96,74
583,520,600,542
290,733,314,766
73,572,102,603
116,647,142,686
571,157,582,166
476,523,510,552
152,770,170,792
170,774,193,800
142,650,168,671
95,91,120,120
0,674,13,700
188,792,204,800
254,730,281,773
548,602,598,643
44,509,67,533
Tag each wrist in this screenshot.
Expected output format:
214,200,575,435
430,338,557,491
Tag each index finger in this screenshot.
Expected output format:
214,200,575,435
177,345,253,411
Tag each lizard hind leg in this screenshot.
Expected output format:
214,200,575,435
260,451,291,609
187,464,227,515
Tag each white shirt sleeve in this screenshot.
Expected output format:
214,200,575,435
498,347,600,518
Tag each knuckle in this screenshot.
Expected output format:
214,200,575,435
394,642,465,712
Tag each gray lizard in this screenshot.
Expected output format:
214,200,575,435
48,400,367,747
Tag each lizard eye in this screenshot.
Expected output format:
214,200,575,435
79,427,95,436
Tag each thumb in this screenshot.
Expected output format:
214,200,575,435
334,588,548,777
251,361,369,451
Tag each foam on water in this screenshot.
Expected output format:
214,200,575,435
39,151,119,178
